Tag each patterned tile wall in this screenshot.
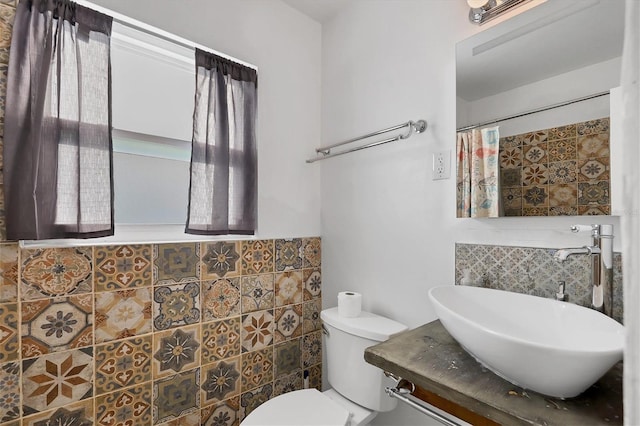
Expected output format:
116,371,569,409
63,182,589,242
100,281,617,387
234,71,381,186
0,237,322,425
455,243,623,323
499,118,611,216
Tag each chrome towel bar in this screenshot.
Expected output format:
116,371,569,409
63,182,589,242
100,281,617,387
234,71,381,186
386,383,463,426
306,119,427,163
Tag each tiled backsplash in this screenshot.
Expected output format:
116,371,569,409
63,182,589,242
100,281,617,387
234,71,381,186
0,237,322,425
499,117,611,216
455,243,623,323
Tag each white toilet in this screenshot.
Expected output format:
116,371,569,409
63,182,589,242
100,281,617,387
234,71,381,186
241,307,408,426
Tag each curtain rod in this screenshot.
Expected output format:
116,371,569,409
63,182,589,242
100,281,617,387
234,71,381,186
75,0,258,71
456,91,610,132
306,120,427,163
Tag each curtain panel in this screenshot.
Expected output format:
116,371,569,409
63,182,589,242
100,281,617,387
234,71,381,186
456,127,500,218
4,0,113,240
186,49,258,235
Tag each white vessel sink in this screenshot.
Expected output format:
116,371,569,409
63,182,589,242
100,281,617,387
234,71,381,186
428,285,624,398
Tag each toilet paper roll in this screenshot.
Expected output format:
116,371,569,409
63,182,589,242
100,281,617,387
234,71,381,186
338,291,362,317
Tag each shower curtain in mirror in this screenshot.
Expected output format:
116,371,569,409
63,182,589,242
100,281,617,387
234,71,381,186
186,49,258,235
456,127,500,218
4,0,113,240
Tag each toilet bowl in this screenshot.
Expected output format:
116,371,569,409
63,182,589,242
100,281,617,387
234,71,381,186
241,307,407,426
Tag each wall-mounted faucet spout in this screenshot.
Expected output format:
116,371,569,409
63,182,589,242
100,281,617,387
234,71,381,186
553,225,613,317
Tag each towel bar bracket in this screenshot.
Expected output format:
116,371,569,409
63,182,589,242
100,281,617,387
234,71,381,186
385,378,463,426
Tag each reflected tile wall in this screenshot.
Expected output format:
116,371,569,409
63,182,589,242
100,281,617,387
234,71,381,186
2,236,321,425
455,243,623,323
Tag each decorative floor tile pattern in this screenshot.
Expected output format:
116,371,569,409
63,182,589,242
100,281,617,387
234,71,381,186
201,241,241,280
274,304,302,343
302,238,321,268
22,399,93,426
303,268,321,301
241,310,273,352
303,299,321,333
201,356,241,405
22,348,93,416
95,335,152,395
153,368,201,424
240,385,272,420
153,282,200,331
202,318,241,364
21,248,93,300
95,288,152,343
96,382,152,426
95,244,152,292
274,339,301,377
0,302,17,362
274,271,302,307
0,243,18,303
153,325,200,378
154,243,199,285
241,348,273,392
274,239,302,272
202,279,240,321
498,117,610,216
241,240,274,275
241,274,274,313
201,397,240,426
0,361,20,422
21,295,93,357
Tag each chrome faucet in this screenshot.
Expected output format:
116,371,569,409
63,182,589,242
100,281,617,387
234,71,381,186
553,225,614,317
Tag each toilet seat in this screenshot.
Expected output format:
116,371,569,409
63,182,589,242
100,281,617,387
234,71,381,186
241,389,350,426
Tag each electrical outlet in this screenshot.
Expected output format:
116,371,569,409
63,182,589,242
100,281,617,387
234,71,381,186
432,150,451,180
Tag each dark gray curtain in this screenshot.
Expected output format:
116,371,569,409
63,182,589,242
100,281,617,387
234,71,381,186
4,0,113,240
186,49,257,235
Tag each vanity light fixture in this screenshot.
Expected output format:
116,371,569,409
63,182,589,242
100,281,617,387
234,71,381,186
467,0,533,24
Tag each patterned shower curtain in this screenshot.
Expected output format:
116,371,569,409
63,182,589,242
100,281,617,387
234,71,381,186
456,126,500,218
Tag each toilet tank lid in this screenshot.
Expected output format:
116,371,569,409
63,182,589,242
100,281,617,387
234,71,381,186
321,307,408,342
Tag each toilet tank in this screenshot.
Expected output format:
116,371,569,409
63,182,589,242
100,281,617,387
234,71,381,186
321,307,408,412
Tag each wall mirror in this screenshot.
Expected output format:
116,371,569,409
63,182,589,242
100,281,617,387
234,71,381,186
456,0,625,217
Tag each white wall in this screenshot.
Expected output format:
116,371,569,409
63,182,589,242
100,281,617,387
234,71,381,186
89,0,323,241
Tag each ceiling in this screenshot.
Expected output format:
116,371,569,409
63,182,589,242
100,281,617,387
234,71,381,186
281,0,351,23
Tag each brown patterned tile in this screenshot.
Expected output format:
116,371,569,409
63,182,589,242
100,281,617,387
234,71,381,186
521,164,548,186
21,295,93,357
95,244,152,291
274,271,302,307
21,247,92,300
302,238,321,268
518,130,548,145
522,186,548,209
200,241,241,279
500,135,519,148
549,184,577,208
0,302,17,362
159,411,201,426
274,239,302,271
274,305,302,345
153,243,199,285
96,382,152,426
95,288,152,343
153,368,200,424
499,146,522,169
303,299,322,334
549,206,578,216
548,124,576,140
241,240,274,275
303,268,321,301
22,348,93,416
95,335,152,395
578,205,610,215
201,356,241,405
241,273,274,313
578,181,610,206
201,397,240,426
21,399,93,426
153,282,200,331
577,133,610,159
522,143,547,166
241,348,273,392
577,117,609,136
202,317,241,364
0,243,18,303
241,310,273,352
202,279,240,321
307,364,322,391
274,370,303,397
523,207,549,216
500,168,521,188
578,158,610,182
501,187,522,215
0,361,20,422
548,160,577,184
153,324,200,379
239,384,272,421
547,138,577,162
302,331,322,368
274,338,301,378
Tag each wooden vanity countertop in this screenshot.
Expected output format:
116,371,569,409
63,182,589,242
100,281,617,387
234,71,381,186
364,320,623,426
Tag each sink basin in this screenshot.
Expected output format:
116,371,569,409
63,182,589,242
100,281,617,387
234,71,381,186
428,285,624,398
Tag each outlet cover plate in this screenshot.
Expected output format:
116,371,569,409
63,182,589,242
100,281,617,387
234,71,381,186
432,150,451,180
